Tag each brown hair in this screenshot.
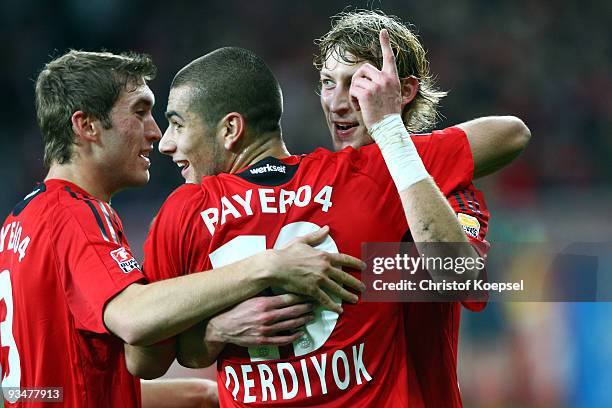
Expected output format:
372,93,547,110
314,10,447,132
35,50,156,167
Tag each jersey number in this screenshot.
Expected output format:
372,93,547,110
209,221,341,362
0,269,21,403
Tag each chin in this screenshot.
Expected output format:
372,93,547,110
185,173,200,184
333,139,349,151
131,172,150,187
335,132,372,151
334,138,366,151
354,132,374,149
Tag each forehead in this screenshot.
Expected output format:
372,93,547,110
320,49,368,77
167,85,196,110
167,85,205,116
114,79,155,108
166,85,206,124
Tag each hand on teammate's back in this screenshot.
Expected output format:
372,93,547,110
206,294,314,347
264,226,366,314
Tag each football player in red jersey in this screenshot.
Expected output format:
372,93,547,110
0,50,364,407
317,11,528,407
128,34,512,404
313,12,529,407
148,11,530,407
0,50,161,407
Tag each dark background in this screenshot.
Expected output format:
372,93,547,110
2,1,610,406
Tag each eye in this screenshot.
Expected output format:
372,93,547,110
135,110,147,118
171,120,183,130
319,78,335,90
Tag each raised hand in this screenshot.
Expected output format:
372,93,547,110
349,29,403,130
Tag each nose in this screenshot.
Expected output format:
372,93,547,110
328,85,351,117
158,127,176,156
145,115,162,143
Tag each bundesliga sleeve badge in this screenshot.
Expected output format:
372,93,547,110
110,247,141,273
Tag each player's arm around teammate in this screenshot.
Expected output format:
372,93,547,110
118,226,365,378
458,116,530,179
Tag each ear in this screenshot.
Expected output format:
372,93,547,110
71,111,100,144
218,112,246,151
400,76,419,108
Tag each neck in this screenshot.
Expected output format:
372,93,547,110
45,162,113,202
227,132,290,174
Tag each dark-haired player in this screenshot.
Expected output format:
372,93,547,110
183,10,530,407
133,36,492,405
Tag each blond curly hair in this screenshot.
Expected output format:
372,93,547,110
314,10,447,132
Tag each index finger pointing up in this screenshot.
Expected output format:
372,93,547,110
380,29,398,77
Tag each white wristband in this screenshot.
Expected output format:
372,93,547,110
369,114,430,192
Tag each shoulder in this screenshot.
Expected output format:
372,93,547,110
167,182,204,198
166,183,204,200
415,127,468,153
161,183,206,213
410,126,468,148
299,147,347,172
4,182,103,240
49,186,127,245
51,185,105,229
300,146,366,176
151,183,207,235
304,145,393,194
306,144,381,166
412,126,466,140
302,147,335,163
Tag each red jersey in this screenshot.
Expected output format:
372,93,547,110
404,183,489,408
0,179,145,407
143,127,488,407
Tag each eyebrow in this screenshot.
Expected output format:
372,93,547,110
133,96,154,109
319,69,351,80
165,110,184,121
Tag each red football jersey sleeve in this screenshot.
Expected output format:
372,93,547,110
449,185,491,311
0,179,143,407
414,127,474,192
54,189,146,333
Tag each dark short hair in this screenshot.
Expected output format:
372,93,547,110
314,10,447,132
171,47,282,135
35,50,156,167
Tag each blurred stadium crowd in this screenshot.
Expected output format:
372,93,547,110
1,0,610,406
